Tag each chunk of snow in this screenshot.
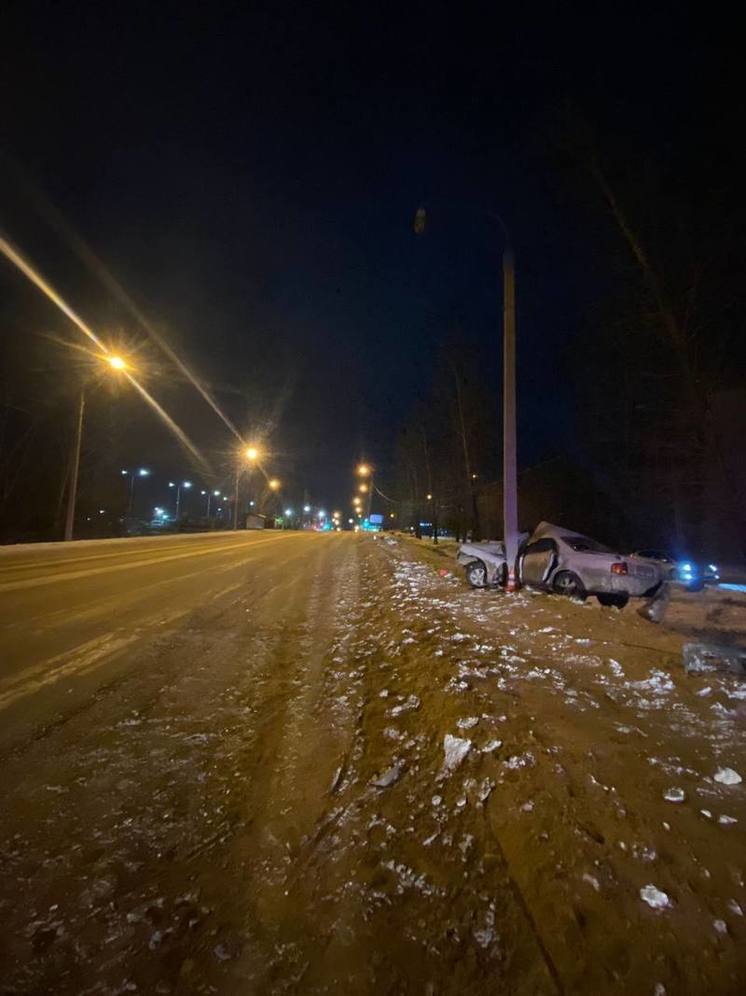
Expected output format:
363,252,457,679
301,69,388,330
700,809,713,819
389,694,420,717
718,814,738,826
663,787,686,803
504,752,535,770
441,735,472,775
481,739,503,753
582,873,600,892
714,767,742,786
713,919,728,935
431,795,442,807
728,899,743,917
457,716,479,730
371,764,402,789
640,884,672,910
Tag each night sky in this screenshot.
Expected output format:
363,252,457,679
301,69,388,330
1,4,739,511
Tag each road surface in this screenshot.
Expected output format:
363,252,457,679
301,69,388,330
0,532,744,994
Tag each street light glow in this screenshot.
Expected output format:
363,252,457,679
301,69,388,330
183,481,192,488
245,446,259,461
107,354,127,371
303,505,311,513
284,508,293,516
269,478,280,491
357,463,371,477
138,468,150,477
359,483,368,493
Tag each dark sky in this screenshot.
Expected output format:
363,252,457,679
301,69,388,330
0,2,735,510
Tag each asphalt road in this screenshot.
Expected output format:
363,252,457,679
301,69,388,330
0,531,322,752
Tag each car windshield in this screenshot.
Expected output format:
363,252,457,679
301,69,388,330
561,535,613,554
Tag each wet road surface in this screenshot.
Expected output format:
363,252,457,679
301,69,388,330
0,532,744,994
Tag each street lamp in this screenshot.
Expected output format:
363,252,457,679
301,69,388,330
234,445,261,530
122,467,150,516
414,206,518,588
64,352,132,542
269,478,280,491
357,463,371,477
169,480,192,518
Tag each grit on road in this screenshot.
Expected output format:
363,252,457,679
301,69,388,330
0,531,745,994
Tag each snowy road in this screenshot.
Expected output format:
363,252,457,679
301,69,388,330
0,533,744,993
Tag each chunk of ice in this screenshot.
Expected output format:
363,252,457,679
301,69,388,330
640,884,671,910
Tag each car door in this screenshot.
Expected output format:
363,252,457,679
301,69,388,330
520,537,558,586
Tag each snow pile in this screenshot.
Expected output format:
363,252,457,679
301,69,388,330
714,766,742,786
440,735,472,775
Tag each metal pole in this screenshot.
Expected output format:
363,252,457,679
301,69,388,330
233,465,240,530
175,485,182,519
207,492,212,518
128,473,136,517
64,388,85,542
502,246,519,590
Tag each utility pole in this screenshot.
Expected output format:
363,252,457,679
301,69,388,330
233,464,240,530
64,388,85,542
502,246,519,590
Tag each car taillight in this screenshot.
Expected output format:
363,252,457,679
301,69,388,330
611,562,628,575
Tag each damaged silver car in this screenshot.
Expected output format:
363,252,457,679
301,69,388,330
458,521,662,608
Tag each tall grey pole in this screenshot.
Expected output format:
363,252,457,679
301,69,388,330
64,388,85,542
502,246,519,590
233,465,240,530
128,473,136,516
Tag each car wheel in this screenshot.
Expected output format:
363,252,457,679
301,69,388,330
552,570,586,600
686,579,705,593
465,560,488,588
597,593,629,609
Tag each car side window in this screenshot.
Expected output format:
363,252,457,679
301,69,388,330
526,538,557,554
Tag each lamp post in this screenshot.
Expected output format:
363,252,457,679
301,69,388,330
414,207,519,589
234,445,260,530
202,488,220,518
64,353,130,542
122,467,150,516
169,480,192,518
356,462,373,523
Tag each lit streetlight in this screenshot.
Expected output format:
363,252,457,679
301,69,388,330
64,351,132,542
122,467,150,516
233,445,261,530
169,480,192,518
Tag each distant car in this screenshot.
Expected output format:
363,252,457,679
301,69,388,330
459,522,662,608
631,550,719,592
